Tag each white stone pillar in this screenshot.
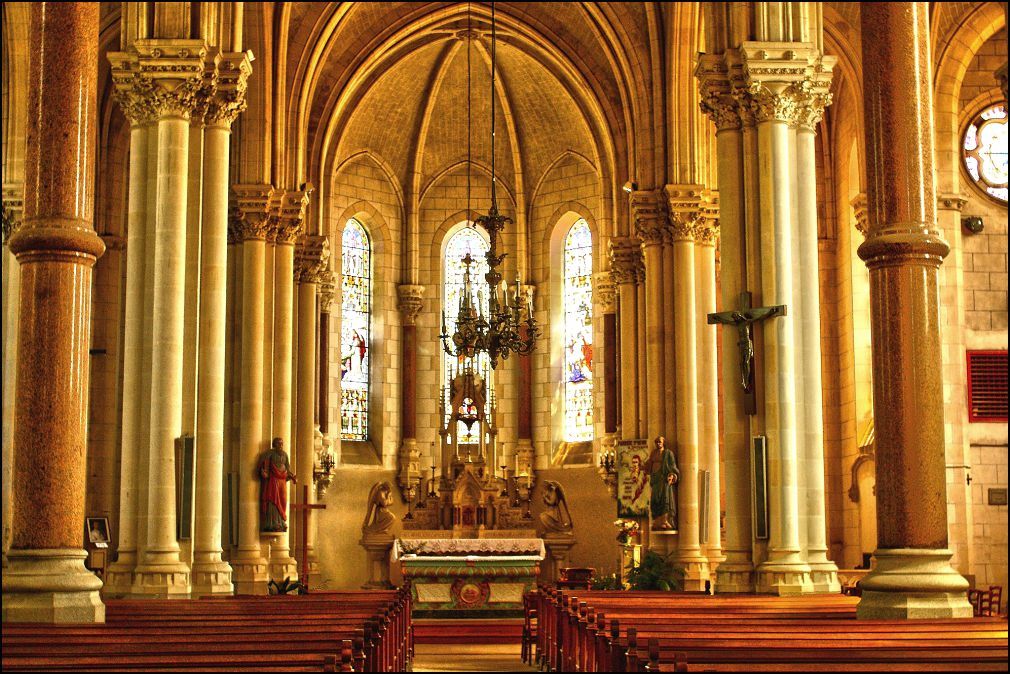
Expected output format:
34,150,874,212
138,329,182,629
632,190,667,441
102,72,155,593
1,187,23,570
746,81,811,595
609,239,641,441
666,186,710,590
231,184,274,595
795,99,840,593
635,274,648,439
697,71,754,592
695,203,723,566
191,64,249,594
132,41,210,596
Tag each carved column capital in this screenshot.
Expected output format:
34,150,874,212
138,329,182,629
697,55,742,131
664,184,706,242
397,284,426,325
733,43,836,127
276,189,312,245
2,184,24,247
851,192,869,239
593,271,616,313
631,189,668,246
110,40,214,123
205,51,251,128
318,270,337,313
295,235,330,284
230,183,277,242
609,237,643,285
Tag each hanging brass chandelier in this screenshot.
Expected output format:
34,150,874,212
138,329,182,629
439,1,539,369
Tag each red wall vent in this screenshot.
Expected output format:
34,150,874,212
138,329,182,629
967,350,1008,422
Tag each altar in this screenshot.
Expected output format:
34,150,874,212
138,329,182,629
395,535,544,617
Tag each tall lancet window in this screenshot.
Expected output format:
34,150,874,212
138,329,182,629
563,219,594,442
340,218,371,441
443,226,492,444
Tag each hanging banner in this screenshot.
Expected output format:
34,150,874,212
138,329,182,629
617,439,651,518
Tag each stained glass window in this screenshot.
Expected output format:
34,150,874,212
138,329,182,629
963,104,1008,204
563,219,594,442
340,219,370,441
443,226,492,444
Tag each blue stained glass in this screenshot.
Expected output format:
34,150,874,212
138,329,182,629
341,219,370,441
564,219,594,442
443,226,492,440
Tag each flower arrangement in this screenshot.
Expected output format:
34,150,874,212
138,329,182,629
614,518,641,545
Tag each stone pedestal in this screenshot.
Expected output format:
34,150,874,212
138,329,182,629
3,550,104,623
360,534,395,590
542,533,577,584
857,549,971,619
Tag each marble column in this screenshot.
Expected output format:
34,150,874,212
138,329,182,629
102,71,155,592
397,284,425,497
131,39,209,597
191,62,250,595
266,193,305,582
231,184,274,595
695,203,724,566
697,71,754,592
856,1,971,619
609,239,641,441
295,235,328,573
666,186,710,590
632,191,667,441
1,1,105,622
794,92,841,594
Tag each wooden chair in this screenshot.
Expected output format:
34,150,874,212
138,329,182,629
521,590,539,665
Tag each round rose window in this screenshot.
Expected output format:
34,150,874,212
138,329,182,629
963,103,1008,204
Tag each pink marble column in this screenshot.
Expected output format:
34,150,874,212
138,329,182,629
2,1,105,623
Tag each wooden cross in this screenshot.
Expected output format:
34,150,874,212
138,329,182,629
291,484,326,591
707,291,786,415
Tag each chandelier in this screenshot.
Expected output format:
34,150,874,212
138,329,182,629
439,1,539,369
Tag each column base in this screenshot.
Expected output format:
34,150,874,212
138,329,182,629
755,559,813,595
268,556,299,583
232,555,270,595
131,561,191,597
715,561,755,593
102,553,136,597
191,559,235,596
2,549,105,623
675,553,712,592
808,555,842,594
856,548,972,619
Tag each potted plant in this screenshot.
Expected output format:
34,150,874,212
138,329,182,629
625,550,685,591
614,518,641,545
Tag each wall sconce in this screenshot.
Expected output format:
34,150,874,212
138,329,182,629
962,216,984,234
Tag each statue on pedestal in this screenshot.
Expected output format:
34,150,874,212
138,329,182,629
362,481,397,536
539,480,573,534
645,436,679,531
260,437,296,532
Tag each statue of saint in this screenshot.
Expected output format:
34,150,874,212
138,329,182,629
644,436,679,531
362,481,397,536
259,437,296,532
539,480,573,534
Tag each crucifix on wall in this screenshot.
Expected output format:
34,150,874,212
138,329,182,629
707,291,787,415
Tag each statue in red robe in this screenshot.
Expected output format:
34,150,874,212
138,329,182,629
259,437,297,532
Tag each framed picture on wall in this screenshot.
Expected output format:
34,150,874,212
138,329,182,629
85,517,110,549
617,439,651,518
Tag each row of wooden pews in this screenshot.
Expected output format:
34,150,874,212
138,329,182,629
532,585,1010,672
2,587,413,672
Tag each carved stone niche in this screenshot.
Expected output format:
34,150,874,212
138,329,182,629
848,419,876,503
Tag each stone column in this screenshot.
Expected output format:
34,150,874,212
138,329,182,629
397,284,425,497
632,190,667,441
695,202,723,565
295,235,328,573
635,275,648,439
2,1,105,622
266,192,305,582
318,273,335,435
698,69,754,592
102,67,156,593
1,187,24,570
191,59,250,596
594,272,618,436
609,239,641,441
231,184,274,595
794,88,841,594
130,39,208,597
666,186,710,590
856,1,971,619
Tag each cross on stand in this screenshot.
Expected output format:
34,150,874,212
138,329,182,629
291,484,326,592
707,291,787,415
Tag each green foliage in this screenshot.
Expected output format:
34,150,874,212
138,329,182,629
590,572,622,590
268,576,305,595
625,550,685,591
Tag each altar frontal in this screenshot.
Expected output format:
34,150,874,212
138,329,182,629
395,537,544,617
